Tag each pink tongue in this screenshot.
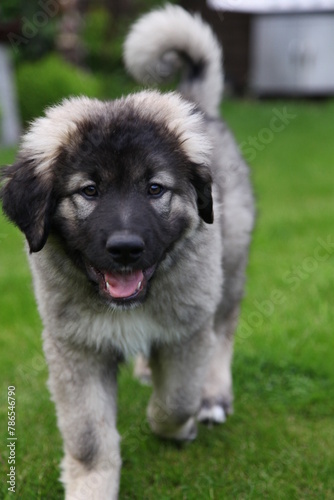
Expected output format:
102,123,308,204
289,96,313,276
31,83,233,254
104,270,144,298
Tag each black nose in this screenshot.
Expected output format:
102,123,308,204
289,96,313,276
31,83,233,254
106,232,145,265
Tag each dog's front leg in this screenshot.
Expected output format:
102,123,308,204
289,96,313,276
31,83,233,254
147,326,215,441
43,332,121,500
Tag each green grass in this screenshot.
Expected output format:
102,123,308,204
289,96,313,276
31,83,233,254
1,99,334,499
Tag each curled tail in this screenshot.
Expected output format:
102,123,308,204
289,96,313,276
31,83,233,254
124,4,223,117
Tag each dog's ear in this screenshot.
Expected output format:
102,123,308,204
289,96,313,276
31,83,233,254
1,158,56,253
190,164,214,224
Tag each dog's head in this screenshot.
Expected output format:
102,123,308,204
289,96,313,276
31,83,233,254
1,91,213,306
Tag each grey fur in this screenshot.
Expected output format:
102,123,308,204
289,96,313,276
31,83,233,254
1,6,254,499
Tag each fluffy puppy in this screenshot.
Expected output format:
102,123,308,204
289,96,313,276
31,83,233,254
1,5,254,499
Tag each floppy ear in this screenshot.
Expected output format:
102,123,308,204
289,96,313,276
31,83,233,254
1,159,56,253
190,164,214,224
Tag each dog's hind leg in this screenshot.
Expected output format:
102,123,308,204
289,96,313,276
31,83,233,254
197,305,239,424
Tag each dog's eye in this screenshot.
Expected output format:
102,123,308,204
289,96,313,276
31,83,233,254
81,185,98,198
148,184,164,197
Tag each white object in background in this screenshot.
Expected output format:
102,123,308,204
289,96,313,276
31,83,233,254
208,0,334,13
0,44,21,146
250,14,334,94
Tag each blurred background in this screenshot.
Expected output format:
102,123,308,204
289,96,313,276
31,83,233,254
0,0,163,143
2,0,334,144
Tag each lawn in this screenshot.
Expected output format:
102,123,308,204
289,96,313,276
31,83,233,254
1,98,334,499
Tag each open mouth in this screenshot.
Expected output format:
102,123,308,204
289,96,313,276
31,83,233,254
86,264,156,303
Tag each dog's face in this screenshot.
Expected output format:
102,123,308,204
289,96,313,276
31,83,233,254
1,92,213,307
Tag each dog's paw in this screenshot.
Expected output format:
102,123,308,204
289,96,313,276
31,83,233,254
169,417,197,441
148,409,198,442
197,398,233,425
197,403,226,424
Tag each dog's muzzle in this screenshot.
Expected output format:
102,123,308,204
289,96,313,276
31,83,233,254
85,231,157,304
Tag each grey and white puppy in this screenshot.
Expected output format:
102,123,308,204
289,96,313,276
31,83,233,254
1,5,254,499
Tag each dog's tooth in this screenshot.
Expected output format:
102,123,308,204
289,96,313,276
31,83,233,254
106,282,110,292
137,280,142,291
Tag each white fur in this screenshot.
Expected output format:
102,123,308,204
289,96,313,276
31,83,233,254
197,404,226,424
22,97,103,177
124,4,223,116
131,91,213,165
22,91,211,180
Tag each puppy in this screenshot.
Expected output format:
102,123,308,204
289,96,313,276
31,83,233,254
1,5,254,498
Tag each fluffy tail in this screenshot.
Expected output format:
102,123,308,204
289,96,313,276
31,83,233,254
124,4,223,117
